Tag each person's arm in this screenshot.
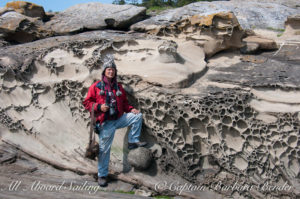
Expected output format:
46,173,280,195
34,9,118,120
83,83,101,113
119,84,134,113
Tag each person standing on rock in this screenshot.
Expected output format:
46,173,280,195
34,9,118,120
83,56,147,187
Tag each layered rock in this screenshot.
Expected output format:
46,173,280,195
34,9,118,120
0,2,146,44
131,1,299,30
133,12,245,57
44,3,146,35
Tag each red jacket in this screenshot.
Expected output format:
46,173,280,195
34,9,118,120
83,80,134,124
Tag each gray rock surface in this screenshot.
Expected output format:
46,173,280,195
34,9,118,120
127,147,152,170
44,3,146,34
211,44,300,88
131,1,299,31
231,0,300,9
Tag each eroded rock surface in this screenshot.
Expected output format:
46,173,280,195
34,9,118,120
1,3,300,199
133,12,245,58
0,27,299,198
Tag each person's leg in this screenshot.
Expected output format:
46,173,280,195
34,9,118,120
97,121,116,178
114,112,143,143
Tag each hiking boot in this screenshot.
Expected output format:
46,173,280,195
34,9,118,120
98,176,108,187
128,141,147,150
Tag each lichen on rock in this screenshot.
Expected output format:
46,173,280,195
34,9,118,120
5,1,46,19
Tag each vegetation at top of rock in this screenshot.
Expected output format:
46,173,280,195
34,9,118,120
146,6,173,15
5,1,46,19
114,0,217,16
266,27,285,32
113,190,135,194
6,1,37,9
154,196,173,199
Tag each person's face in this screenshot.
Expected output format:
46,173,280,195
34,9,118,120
104,67,116,80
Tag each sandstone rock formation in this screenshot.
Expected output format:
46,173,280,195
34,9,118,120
132,12,245,58
114,38,206,87
44,3,146,35
131,1,299,30
0,11,51,43
1,1,300,199
1,27,299,198
283,14,300,36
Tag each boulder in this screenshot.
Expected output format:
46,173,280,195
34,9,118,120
131,1,298,31
127,147,152,170
5,1,46,19
158,40,179,63
0,12,27,32
241,35,278,54
0,11,51,43
240,42,260,54
44,3,146,35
